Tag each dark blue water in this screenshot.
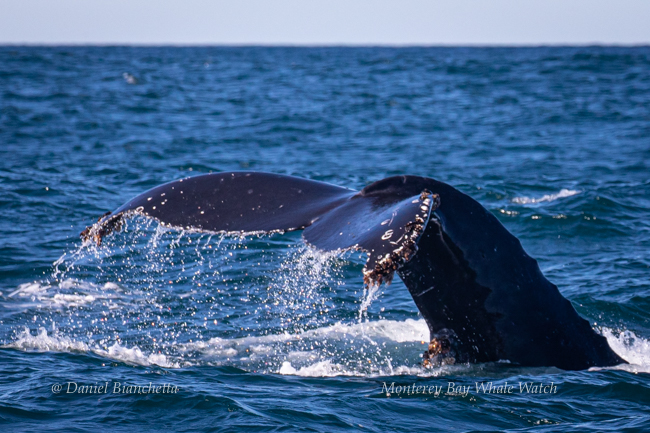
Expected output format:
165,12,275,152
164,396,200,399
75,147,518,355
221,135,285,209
1,46,649,432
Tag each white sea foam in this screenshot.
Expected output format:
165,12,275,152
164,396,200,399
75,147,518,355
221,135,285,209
8,282,51,298
278,359,432,377
597,328,650,374
185,318,428,354
5,327,178,368
279,360,348,376
8,310,645,377
50,294,96,307
6,279,122,309
181,318,434,376
4,319,427,374
103,342,179,368
512,189,580,204
8,327,90,353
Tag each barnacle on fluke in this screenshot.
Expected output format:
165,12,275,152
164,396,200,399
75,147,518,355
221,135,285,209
81,171,626,370
80,211,123,245
362,191,439,287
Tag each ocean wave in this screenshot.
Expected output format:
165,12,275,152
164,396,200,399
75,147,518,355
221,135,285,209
512,189,580,205
3,318,431,374
5,276,649,377
5,327,179,368
5,321,648,377
5,279,122,309
179,318,431,376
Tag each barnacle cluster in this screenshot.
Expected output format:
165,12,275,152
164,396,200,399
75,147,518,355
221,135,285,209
363,191,439,287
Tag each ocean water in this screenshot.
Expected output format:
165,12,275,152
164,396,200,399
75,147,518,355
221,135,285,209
1,46,649,432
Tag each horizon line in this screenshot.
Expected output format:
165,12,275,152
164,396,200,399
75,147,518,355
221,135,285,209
2,42,650,48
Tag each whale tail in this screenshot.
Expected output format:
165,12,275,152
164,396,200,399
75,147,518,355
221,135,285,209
82,171,627,370
81,172,439,286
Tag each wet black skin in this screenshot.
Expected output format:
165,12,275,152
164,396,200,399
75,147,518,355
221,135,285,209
84,172,626,370
376,176,625,370
399,212,624,369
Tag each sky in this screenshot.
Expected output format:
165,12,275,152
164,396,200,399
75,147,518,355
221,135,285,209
1,0,649,46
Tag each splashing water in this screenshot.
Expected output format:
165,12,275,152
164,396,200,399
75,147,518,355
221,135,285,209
599,329,650,374
5,215,648,377
358,282,381,322
5,217,437,376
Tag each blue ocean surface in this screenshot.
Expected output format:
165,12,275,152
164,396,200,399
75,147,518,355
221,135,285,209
1,46,649,432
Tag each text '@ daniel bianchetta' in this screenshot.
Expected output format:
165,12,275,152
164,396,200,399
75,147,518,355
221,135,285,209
51,382,179,395
382,381,558,397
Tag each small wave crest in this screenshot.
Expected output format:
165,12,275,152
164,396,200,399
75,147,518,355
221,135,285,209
5,279,121,309
512,189,580,205
181,318,431,376
6,321,648,376
3,319,433,376
5,327,179,368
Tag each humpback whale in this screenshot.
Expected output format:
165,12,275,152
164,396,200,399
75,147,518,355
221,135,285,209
81,172,626,370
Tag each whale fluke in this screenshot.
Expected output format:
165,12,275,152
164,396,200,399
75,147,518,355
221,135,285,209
81,172,627,370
